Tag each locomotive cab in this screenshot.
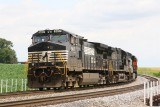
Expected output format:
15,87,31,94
32,33,68,44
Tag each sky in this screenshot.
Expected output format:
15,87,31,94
0,0,160,67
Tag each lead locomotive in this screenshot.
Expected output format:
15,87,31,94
27,29,138,90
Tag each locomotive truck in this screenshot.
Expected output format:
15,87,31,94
27,29,138,90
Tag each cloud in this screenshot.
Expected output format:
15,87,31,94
0,0,160,67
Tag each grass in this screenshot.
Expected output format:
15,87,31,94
0,64,27,79
138,67,160,78
0,64,28,93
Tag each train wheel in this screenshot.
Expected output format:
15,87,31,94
47,88,50,90
65,82,69,89
112,76,115,83
39,88,43,91
114,75,118,83
71,81,75,89
133,73,136,80
94,84,97,87
108,76,113,84
125,75,129,81
105,76,110,85
58,87,63,90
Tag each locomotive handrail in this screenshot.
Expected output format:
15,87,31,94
24,61,28,77
108,60,113,76
55,52,68,76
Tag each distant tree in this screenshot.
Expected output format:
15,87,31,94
0,38,17,63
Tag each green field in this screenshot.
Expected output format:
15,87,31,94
138,67,160,78
0,64,27,79
0,64,28,93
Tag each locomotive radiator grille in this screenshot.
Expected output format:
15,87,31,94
28,52,42,62
28,50,68,63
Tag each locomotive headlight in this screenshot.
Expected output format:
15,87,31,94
51,62,55,65
33,71,35,74
32,63,34,66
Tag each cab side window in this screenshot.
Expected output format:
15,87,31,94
70,36,75,44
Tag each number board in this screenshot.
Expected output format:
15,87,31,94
38,29,62,34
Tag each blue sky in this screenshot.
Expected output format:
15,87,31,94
0,0,160,67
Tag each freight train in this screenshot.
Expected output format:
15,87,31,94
27,29,138,90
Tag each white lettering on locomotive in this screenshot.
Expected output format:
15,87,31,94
84,46,95,55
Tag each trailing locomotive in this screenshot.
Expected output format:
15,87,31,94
27,29,138,90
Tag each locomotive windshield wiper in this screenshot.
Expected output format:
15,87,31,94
56,35,63,43
58,40,62,43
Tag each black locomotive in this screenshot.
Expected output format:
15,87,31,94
27,29,138,90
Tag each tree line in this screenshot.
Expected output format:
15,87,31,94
0,38,17,63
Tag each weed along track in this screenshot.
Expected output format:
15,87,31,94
0,75,158,107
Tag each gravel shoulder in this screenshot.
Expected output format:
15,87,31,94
46,90,147,107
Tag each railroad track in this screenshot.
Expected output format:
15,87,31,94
0,80,133,98
139,74,159,81
0,75,158,107
0,84,143,107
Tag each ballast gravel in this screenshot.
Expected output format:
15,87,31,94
0,76,148,107
45,90,146,107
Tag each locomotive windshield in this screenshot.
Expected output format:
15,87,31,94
33,34,67,44
34,36,49,43
50,35,67,42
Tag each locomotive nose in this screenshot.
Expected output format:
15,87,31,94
28,42,67,69
28,42,66,52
